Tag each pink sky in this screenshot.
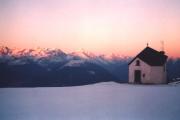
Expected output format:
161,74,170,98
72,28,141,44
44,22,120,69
0,0,180,57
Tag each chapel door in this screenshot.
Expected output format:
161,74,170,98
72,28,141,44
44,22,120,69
134,70,141,83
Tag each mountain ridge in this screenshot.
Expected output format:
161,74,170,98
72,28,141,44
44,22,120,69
0,46,180,87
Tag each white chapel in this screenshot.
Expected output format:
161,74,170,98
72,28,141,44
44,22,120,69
128,46,168,84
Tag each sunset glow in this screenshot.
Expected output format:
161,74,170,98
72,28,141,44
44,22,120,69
0,0,180,57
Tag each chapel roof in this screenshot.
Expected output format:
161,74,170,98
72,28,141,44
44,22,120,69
128,47,168,66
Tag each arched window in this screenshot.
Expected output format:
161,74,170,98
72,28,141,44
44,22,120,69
136,60,140,66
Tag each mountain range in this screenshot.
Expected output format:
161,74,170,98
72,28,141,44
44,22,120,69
0,46,179,87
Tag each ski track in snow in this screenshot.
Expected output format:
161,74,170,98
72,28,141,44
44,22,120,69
0,82,180,120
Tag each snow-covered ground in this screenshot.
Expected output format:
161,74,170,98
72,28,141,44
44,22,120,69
0,82,180,120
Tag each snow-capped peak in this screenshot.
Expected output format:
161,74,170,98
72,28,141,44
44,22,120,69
0,46,66,58
0,46,12,56
69,50,96,59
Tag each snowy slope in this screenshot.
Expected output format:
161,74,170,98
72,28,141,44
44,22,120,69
0,82,180,120
62,59,86,67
